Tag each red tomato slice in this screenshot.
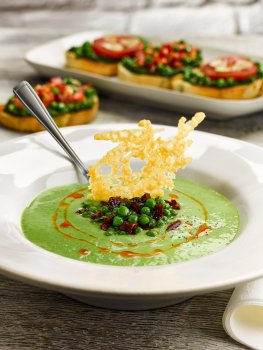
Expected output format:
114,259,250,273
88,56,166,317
202,56,257,81
92,36,144,59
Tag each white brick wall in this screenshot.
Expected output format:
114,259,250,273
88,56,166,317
0,0,263,34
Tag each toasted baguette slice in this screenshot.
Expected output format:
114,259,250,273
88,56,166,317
66,52,118,76
118,63,172,89
172,75,263,99
0,96,99,133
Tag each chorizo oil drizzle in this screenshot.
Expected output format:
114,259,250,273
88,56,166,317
51,188,212,258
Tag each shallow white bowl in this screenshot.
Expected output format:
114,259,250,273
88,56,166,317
0,124,263,310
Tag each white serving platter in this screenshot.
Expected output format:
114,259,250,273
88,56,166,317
25,31,263,120
0,123,263,310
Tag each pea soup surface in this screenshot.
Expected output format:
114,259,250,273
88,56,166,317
21,178,239,266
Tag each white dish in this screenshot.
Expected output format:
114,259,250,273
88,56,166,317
25,31,263,120
0,123,263,310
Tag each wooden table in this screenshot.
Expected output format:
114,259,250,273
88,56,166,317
1,29,262,350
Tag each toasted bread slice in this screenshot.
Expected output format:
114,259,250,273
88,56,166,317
66,52,118,76
118,63,172,89
172,75,263,99
0,96,99,133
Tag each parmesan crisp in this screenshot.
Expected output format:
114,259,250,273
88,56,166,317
88,112,205,200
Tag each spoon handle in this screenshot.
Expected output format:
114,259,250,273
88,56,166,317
13,81,89,181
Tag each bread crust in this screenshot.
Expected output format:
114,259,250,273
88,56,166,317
172,75,263,99
66,52,118,76
118,63,172,89
0,95,99,133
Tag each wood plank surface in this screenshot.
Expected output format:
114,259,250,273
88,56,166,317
0,26,262,350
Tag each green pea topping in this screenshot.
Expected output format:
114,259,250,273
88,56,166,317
216,78,226,88
156,219,164,227
113,207,119,214
184,47,191,53
257,63,263,73
51,87,60,95
82,211,90,218
145,56,153,63
65,78,74,84
164,203,170,209
145,198,156,208
101,206,109,214
89,206,97,213
156,199,165,205
146,230,157,237
163,208,171,216
162,216,168,222
170,209,177,216
118,206,129,217
57,102,66,112
119,230,127,235
135,227,143,234
105,230,114,236
139,214,150,225
179,39,186,44
113,216,123,227
128,214,138,223
149,218,156,228
173,45,179,52
85,88,96,97
226,77,235,86
141,206,151,215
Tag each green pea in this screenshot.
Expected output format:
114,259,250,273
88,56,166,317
119,230,127,235
74,48,83,57
85,88,96,97
145,56,153,63
226,77,235,86
164,203,170,209
113,207,119,215
162,216,168,222
163,209,171,216
184,47,191,53
58,102,66,112
7,104,16,112
204,77,212,86
82,211,90,218
173,45,179,52
65,78,74,84
128,214,138,223
135,227,143,234
216,78,226,88
89,206,97,213
139,214,150,225
146,230,157,237
149,218,156,228
156,219,164,227
170,209,177,216
179,39,186,44
156,199,165,205
141,206,151,215
101,206,109,214
113,216,123,227
118,206,129,217
145,199,156,208
257,63,263,73
52,87,60,95
105,230,114,236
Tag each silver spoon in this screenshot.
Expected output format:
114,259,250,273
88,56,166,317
13,81,89,182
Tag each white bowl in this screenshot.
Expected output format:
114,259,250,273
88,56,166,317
0,124,263,310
